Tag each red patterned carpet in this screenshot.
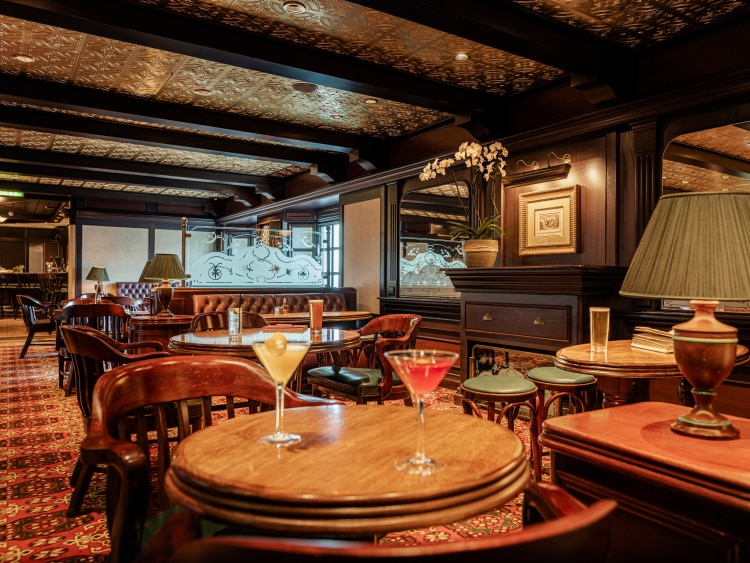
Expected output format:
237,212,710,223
1,344,541,561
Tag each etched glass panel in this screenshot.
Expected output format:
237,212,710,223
185,224,322,286
399,237,464,298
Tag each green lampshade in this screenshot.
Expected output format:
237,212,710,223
620,191,750,300
85,266,109,282
142,254,185,281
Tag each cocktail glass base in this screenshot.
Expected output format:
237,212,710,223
395,456,445,476
259,432,301,447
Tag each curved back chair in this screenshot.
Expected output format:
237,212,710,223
16,294,56,359
306,314,422,404
166,482,616,563
81,355,342,563
55,302,130,394
189,310,268,332
60,325,169,517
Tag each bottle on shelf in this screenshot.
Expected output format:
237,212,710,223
282,297,288,316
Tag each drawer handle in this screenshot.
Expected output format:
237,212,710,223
533,317,545,325
482,313,492,321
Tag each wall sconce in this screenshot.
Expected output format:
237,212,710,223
504,152,573,188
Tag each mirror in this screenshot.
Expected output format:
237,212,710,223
663,121,750,194
398,183,469,298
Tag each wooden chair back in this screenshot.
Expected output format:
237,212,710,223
82,355,341,563
189,310,268,332
360,314,422,399
167,482,616,563
16,294,56,358
56,302,130,342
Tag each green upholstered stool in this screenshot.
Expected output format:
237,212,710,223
459,374,541,480
526,366,598,434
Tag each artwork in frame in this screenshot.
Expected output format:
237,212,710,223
518,185,580,256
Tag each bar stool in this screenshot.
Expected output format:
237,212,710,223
459,374,541,480
526,366,598,434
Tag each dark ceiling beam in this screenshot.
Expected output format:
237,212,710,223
0,73,375,163
665,142,750,179
352,0,629,72
0,146,281,190
0,161,263,203
0,0,501,115
0,102,349,179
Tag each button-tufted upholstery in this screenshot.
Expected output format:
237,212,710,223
116,282,153,301
240,294,276,314
192,292,349,315
192,294,241,313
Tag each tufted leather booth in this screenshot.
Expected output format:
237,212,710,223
116,282,154,301
192,292,348,315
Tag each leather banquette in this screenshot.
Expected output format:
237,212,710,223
192,292,349,314
116,282,153,301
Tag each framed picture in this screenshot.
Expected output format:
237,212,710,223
518,185,580,256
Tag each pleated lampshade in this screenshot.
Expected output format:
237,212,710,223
85,266,109,282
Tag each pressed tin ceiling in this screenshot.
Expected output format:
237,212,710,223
0,0,746,224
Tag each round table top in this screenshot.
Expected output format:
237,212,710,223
165,405,529,537
556,339,750,378
169,327,361,356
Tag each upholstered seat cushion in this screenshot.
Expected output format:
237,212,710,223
307,366,402,398
462,374,537,394
527,366,596,384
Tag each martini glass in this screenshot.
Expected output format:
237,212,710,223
385,349,458,475
252,332,311,447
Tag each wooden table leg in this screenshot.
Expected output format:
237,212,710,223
597,377,635,408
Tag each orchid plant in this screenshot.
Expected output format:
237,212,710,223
419,141,508,240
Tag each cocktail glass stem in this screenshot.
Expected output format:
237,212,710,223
414,394,427,464
274,381,285,438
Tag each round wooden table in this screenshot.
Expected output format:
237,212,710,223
555,340,750,408
169,327,362,391
164,404,529,538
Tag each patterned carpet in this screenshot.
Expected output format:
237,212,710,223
0,343,541,561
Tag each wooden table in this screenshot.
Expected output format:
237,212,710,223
165,404,530,538
169,327,362,391
555,340,750,408
128,313,194,352
540,402,750,563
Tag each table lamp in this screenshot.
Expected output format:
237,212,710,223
85,266,109,303
620,191,750,439
142,254,185,317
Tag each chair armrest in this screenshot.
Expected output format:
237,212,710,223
81,419,152,563
522,482,588,525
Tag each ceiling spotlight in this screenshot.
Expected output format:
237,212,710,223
283,2,306,13
364,98,378,105
193,88,212,96
7,210,14,216
453,52,470,62
13,54,35,63
292,82,318,94
0,216,6,223
330,114,343,121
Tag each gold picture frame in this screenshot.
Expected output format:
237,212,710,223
519,185,580,256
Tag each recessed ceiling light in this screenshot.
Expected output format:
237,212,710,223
193,88,212,96
13,54,35,63
331,115,343,121
292,82,318,94
283,2,306,13
364,98,378,105
454,53,470,62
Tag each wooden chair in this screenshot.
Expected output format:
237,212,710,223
306,314,422,404
166,482,616,563
60,325,169,517
80,354,342,563
16,294,56,358
188,310,268,332
55,302,130,393
526,366,598,435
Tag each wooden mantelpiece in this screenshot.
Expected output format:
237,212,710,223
446,266,631,382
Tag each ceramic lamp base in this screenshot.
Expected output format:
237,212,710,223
672,300,740,440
